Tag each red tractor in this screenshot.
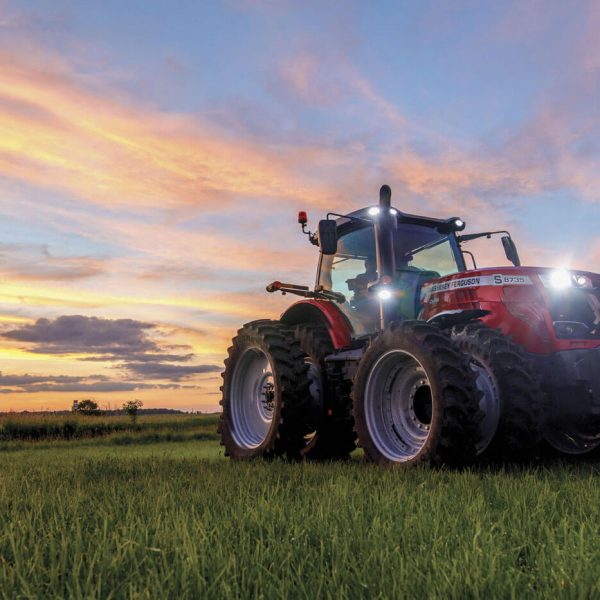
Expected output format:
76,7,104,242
219,186,600,466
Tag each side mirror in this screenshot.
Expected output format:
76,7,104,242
318,220,338,255
501,236,521,267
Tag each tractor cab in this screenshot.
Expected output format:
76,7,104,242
317,209,465,335
273,186,520,342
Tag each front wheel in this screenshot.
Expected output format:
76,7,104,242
219,320,312,460
544,419,600,456
352,321,482,467
451,322,543,461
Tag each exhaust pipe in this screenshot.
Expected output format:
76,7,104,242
374,185,397,330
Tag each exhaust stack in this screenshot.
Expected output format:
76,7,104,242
374,184,397,330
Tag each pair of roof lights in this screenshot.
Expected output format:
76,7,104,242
368,208,465,233
367,206,398,217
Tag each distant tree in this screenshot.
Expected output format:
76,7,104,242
122,399,143,422
75,399,100,416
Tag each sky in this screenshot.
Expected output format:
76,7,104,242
0,0,599,412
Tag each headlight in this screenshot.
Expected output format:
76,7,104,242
549,269,572,289
378,289,392,300
574,275,592,288
542,270,593,289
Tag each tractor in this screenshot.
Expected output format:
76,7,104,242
219,185,600,466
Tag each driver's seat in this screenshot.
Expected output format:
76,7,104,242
395,267,441,319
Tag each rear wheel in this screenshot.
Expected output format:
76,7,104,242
219,320,312,460
451,323,542,461
293,324,357,460
352,321,482,467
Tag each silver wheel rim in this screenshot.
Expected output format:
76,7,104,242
470,359,501,453
363,350,433,462
545,423,600,455
230,347,274,449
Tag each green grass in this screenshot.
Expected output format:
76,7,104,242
1,416,600,598
0,413,219,442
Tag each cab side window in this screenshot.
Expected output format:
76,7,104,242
320,227,379,335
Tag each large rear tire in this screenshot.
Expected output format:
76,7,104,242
451,322,543,462
293,324,357,460
352,321,482,467
218,320,312,460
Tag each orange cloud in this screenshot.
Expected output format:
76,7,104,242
0,51,343,212
0,244,106,281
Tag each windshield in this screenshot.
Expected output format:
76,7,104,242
318,223,461,334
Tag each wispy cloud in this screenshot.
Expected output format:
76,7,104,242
0,376,185,394
0,243,106,281
123,362,221,381
0,51,341,212
275,52,342,107
0,370,183,394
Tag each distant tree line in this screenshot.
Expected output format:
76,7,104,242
0,407,202,416
72,399,143,418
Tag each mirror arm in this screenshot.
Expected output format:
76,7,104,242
462,250,477,269
300,223,319,246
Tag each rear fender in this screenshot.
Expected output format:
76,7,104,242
280,300,352,349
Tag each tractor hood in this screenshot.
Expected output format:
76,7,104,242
421,266,600,354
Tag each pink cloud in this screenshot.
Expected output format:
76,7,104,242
0,51,345,213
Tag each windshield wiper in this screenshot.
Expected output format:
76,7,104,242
457,230,510,243
403,236,449,260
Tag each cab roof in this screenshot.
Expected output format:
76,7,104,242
334,206,459,233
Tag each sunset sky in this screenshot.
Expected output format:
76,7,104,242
1,0,599,411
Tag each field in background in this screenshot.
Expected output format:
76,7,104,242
1,414,599,598
0,412,219,447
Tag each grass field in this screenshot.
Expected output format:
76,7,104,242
1,415,599,598
0,413,218,443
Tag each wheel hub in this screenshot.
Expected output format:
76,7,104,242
259,381,275,418
411,380,432,428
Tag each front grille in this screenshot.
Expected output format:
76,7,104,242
548,288,600,339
